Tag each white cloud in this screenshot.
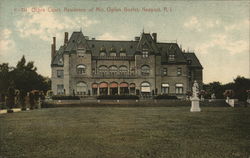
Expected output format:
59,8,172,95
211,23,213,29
0,29,15,54
196,33,248,55
224,19,249,31
16,6,99,42
97,33,128,40
183,16,220,32
183,16,201,31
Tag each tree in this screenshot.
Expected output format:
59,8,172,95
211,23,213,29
233,76,250,101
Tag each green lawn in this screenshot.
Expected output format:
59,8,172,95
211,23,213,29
0,107,250,158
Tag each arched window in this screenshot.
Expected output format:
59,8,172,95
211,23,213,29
76,82,87,95
100,52,106,56
76,65,86,74
141,65,150,76
109,65,118,76
141,82,150,92
119,65,128,75
98,65,108,75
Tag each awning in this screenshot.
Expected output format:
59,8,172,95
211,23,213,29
176,83,183,87
92,83,98,88
99,82,108,88
120,82,129,87
162,83,169,87
110,82,118,88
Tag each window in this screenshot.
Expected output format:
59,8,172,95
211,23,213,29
177,68,182,76
161,83,169,94
119,65,128,75
76,82,87,95
162,68,168,76
141,82,151,92
141,65,150,76
110,52,116,57
175,83,183,94
100,52,106,56
57,84,64,95
169,54,175,61
109,65,118,76
120,52,126,56
142,50,149,58
77,65,86,74
57,70,64,78
99,65,108,75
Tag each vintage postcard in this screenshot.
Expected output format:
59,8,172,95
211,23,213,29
0,0,249,157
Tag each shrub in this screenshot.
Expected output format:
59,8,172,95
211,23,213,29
154,94,178,99
96,95,139,100
52,95,80,100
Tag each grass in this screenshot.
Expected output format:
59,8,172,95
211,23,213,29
0,107,250,158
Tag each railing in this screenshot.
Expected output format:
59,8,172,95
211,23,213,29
92,56,135,60
92,73,138,79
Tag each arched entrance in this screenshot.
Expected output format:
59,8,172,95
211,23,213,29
99,82,108,95
110,82,118,95
120,82,129,95
76,82,87,95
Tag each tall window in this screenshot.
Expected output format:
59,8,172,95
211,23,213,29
77,65,86,74
177,68,182,76
142,50,149,58
169,54,175,61
175,83,183,94
141,65,150,76
162,68,168,76
57,84,64,95
161,83,169,94
57,70,64,78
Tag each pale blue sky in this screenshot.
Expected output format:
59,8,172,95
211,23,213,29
0,0,249,83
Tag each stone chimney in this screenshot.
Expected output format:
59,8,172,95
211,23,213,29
152,33,157,43
64,32,68,45
51,37,56,62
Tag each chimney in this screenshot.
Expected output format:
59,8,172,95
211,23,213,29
64,32,68,45
51,37,56,62
152,33,157,43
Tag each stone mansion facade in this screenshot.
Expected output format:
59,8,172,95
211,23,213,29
51,31,203,98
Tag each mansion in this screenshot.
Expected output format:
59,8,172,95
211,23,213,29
51,31,203,98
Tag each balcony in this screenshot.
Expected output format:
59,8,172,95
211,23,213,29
92,56,135,61
92,73,138,79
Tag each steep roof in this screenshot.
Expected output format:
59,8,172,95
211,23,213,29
51,31,202,68
183,53,203,68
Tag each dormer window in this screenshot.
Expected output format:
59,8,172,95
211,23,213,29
100,52,106,56
110,52,116,57
120,48,126,56
169,54,175,61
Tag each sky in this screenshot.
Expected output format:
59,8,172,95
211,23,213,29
0,0,249,84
